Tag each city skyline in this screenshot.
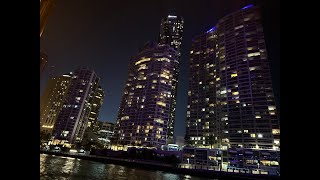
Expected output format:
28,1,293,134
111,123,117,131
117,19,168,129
40,0,280,137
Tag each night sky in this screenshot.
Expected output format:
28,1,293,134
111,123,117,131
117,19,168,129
40,0,280,137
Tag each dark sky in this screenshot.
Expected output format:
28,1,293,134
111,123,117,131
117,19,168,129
40,0,280,137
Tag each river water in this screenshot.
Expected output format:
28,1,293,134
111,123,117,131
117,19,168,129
40,154,214,180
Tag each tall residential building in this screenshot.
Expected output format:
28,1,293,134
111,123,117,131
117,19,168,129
158,14,184,142
52,68,102,144
86,86,105,131
113,42,179,149
40,51,48,78
185,4,280,150
40,73,71,135
40,0,55,37
82,86,105,144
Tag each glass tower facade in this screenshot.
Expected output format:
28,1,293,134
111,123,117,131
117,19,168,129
40,74,71,135
113,42,178,149
185,5,280,150
52,68,102,144
158,14,184,143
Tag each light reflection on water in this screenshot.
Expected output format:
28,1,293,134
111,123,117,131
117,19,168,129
40,154,214,180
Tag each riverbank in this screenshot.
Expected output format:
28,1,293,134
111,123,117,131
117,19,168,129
40,151,279,180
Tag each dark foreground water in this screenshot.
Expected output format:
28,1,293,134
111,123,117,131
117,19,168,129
40,154,214,180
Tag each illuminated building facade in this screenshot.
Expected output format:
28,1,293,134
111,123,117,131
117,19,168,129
159,14,184,55
158,14,184,143
40,50,48,78
52,68,103,144
113,42,178,149
185,5,280,150
82,86,105,144
40,73,71,135
86,86,104,131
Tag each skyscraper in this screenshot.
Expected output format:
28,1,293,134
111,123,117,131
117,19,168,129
158,14,184,54
185,4,280,150
40,0,55,37
85,86,104,130
40,73,71,135
113,42,179,150
82,86,105,143
52,68,103,144
158,14,184,143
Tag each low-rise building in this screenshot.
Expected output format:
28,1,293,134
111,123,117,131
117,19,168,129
179,147,280,175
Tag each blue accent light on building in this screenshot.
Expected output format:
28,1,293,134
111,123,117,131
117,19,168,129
242,4,254,10
206,27,216,33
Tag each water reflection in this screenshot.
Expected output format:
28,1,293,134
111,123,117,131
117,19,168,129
40,154,214,180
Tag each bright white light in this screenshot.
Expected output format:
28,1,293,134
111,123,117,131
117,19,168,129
258,134,263,138
168,15,177,18
69,149,77,153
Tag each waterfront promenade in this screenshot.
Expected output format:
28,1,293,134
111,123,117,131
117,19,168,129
40,150,280,180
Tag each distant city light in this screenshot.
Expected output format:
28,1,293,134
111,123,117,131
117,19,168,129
242,4,254,10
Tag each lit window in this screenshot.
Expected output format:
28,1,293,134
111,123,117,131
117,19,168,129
231,73,238,78
268,106,276,111
272,129,280,135
156,101,166,107
121,116,129,120
154,118,164,124
250,134,256,138
247,52,260,57
232,92,239,95
244,130,248,133
135,58,151,65
234,25,244,30
202,108,205,111
255,115,261,119
274,140,280,145
258,134,263,138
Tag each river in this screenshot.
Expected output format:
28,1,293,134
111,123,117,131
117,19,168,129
40,154,214,180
